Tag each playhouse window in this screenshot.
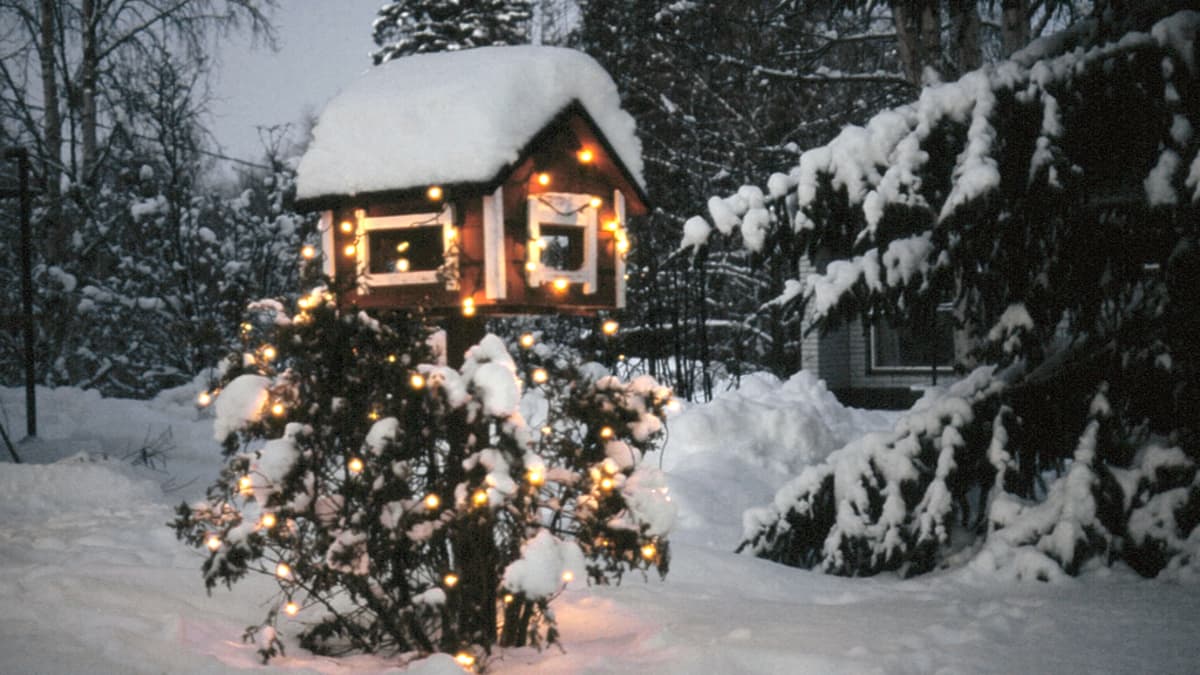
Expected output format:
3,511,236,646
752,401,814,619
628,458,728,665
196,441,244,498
870,305,955,372
527,193,597,293
357,208,457,288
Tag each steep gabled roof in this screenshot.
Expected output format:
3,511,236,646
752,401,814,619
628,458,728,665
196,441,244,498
295,46,644,208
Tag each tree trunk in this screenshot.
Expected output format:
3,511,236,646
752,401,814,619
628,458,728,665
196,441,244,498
38,0,65,262
891,1,926,86
81,0,98,185
948,0,982,76
1001,0,1029,57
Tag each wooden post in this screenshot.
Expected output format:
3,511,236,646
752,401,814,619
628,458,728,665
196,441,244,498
444,315,487,368
5,147,35,438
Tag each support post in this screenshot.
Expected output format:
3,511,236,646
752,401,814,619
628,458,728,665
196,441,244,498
5,147,36,438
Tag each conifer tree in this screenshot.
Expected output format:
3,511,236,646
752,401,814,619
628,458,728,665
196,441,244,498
372,0,532,64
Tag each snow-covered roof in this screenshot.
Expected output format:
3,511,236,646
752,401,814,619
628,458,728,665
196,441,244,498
296,46,644,203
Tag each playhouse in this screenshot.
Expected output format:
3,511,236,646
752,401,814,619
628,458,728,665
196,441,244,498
294,46,648,317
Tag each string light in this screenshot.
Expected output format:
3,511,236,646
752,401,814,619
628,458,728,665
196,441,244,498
600,477,614,491
205,535,222,551
536,172,551,186
525,261,538,272
640,543,657,560
552,278,569,293
503,593,514,604
599,426,614,439
541,426,552,436
410,373,426,389
461,297,476,317
260,513,277,529
454,652,476,669
561,570,574,582
347,457,364,474
472,489,489,507
604,219,620,232
368,409,380,421
271,402,286,417
239,475,253,494
196,391,212,407
427,185,443,201
424,494,440,510
275,562,292,579
531,368,548,384
616,237,630,254
395,259,410,272
443,573,459,588
519,333,535,349
577,148,594,163
240,322,253,334
602,320,619,336
301,244,316,259
588,196,603,209
283,601,299,617
387,354,397,363
339,220,354,234
343,243,357,257
261,345,277,361
526,468,544,485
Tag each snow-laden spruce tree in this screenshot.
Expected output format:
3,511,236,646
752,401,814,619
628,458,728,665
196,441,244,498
683,8,1200,579
173,292,674,667
371,0,532,65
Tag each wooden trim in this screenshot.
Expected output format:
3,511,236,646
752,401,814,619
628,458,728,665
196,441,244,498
482,186,506,300
614,189,626,309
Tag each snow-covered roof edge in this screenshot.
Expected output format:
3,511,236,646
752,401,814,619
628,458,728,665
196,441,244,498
295,46,645,209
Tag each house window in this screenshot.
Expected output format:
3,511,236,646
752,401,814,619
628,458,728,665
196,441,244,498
527,192,597,293
870,305,956,372
357,208,457,289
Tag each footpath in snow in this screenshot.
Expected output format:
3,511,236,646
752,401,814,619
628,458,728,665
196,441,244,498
1,375,1198,674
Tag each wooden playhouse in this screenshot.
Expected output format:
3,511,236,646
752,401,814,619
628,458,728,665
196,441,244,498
294,46,648,318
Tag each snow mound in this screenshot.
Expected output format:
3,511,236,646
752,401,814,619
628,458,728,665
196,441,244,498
297,46,644,201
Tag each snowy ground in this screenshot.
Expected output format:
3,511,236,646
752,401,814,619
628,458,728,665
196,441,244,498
2,374,1198,674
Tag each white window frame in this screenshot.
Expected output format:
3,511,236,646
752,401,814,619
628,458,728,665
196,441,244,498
868,303,957,373
527,192,597,294
356,207,457,290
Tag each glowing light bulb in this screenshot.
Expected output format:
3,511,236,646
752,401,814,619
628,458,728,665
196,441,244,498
552,278,569,293
239,475,253,494
240,322,253,334
616,238,630,254
536,172,551,186
600,477,614,491
339,220,354,234
455,652,476,668
347,457,364,474
343,243,357,257
424,494,440,510
519,333,535,349
284,601,299,617
301,244,316,259
599,426,614,439
525,261,538,272
602,320,619,336
561,570,574,582
271,402,285,417
461,297,476,317
367,409,380,421
262,345,277,362
196,391,212,407
395,258,410,272
275,562,291,578
472,489,489,507
527,468,544,485
640,543,657,560
531,368,548,384
588,196,603,209
443,573,459,588
260,513,277,529
410,373,426,389
504,593,514,604
604,219,620,232
577,148,594,163
541,426,552,436
205,535,222,551
427,185,443,200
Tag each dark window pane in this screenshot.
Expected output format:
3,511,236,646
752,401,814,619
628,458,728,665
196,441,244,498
873,311,955,369
367,226,443,274
539,224,584,271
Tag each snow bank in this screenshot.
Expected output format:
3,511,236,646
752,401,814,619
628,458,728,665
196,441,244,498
297,46,644,201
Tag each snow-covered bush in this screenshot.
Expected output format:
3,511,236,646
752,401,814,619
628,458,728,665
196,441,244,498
689,9,1200,579
173,294,673,667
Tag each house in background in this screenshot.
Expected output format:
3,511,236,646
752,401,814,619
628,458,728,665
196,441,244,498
799,252,964,409
294,46,647,320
